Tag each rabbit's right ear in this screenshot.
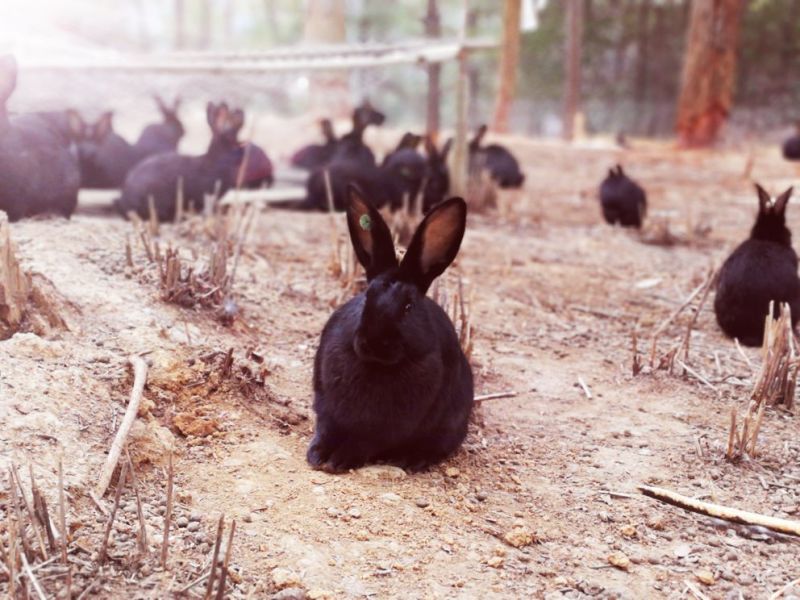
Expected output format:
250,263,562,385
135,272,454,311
775,187,793,215
0,55,18,105
65,110,84,139
399,197,467,294
95,111,114,140
755,183,772,213
206,102,217,127
471,124,487,147
346,184,398,280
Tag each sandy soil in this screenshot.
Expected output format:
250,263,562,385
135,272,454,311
1,134,799,600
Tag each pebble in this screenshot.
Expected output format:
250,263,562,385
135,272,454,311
415,498,430,508
380,493,402,504
176,516,189,528
348,508,362,519
272,567,301,590
271,588,307,600
475,491,488,502
445,467,460,478
358,465,407,481
189,512,202,522
326,507,341,518
243,513,253,523
487,555,504,568
737,574,754,586
187,521,200,532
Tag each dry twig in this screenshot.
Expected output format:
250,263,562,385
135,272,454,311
161,451,175,569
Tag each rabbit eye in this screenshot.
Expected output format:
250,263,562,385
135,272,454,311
403,302,413,313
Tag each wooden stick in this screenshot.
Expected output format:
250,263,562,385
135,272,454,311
681,268,715,361
770,578,800,600
474,390,520,403
160,451,174,569
204,515,225,600
11,465,48,559
577,377,593,400
650,277,707,367
675,360,717,392
58,457,72,598
95,356,148,498
98,460,128,564
6,472,17,599
684,580,711,600
214,520,236,600
726,408,737,460
9,467,33,564
29,465,56,552
20,549,47,600
125,450,148,555
639,484,800,537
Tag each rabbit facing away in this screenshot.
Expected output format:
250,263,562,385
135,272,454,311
134,95,184,158
599,165,647,228
783,122,800,161
307,186,473,473
290,119,337,170
116,102,245,221
468,124,525,189
237,142,274,189
0,55,80,221
714,185,800,347
330,100,385,168
75,112,140,188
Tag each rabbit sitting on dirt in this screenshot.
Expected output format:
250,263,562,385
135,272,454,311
307,185,474,473
599,164,647,228
714,184,800,346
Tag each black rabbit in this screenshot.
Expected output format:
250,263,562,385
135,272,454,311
468,124,525,188
76,112,140,188
116,102,245,221
599,164,647,228
714,184,800,346
134,95,184,157
381,132,423,165
237,142,274,189
783,122,800,161
0,55,80,221
307,185,473,473
290,119,337,170
299,134,449,213
330,100,385,167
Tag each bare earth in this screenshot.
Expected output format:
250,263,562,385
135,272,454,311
1,134,799,600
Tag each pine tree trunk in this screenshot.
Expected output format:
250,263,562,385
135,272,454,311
675,0,744,147
492,0,522,133
425,0,442,137
304,0,348,116
563,0,583,141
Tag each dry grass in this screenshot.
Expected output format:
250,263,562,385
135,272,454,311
431,273,474,361
726,302,799,461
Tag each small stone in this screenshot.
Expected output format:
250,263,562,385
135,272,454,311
271,567,301,590
307,590,334,600
487,555,504,568
695,569,715,586
243,513,253,523
673,543,691,558
189,512,202,522
620,524,637,538
187,521,200,532
475,491,488,502
271,588,307,600
348,508,361,519
176,516,189,528
380,493,401,504
140,563,152,577
445,467,460,478
608,552,630,571
503,526,535,548
415,498,430,508
326,507,340,518
358,465,407,481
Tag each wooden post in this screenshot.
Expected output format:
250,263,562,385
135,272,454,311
174,0,186,50
563,0,583,141
675,0,744,147
304,0,349,117
425,0,442,137
0,213,29,338
450,2,471,198
491,0,522,133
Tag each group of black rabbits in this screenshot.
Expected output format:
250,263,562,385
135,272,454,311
599,146,798,356
6,49,800,474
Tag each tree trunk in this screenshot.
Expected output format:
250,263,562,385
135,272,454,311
563,0,583,141
174,0,185,50
675,0,745,147
492,0,522,133
198,0,212,49
304,0,348,116
425,0,442,137
0,213,29,339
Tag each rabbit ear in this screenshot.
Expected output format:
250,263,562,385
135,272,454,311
616,164,624,176
440,137,453,161
399,197,467,293
346,184,398,280
0,55,18,106
471,125,487,147
95,111,114,140
206,102,217,127
775,187,793,215
755,183,772,212
65,109,84,139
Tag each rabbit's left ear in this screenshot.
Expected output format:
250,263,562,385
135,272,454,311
775,187,793,215
755,183,772,213
400,197,467,294
346,184,398,280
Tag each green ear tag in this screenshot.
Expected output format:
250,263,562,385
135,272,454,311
359,214,372,231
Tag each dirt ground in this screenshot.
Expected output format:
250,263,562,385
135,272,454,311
1,131,799,600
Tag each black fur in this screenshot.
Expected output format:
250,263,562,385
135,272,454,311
134,95,184,157
297,135,449,213
330,100,385,168
0,55,80,221
307,186,473,472
468,124,525,188
290,119,337,170
783,124,800,160
714,184,800,346
237,142,273,189
116,102,245,221
599,164,647,228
